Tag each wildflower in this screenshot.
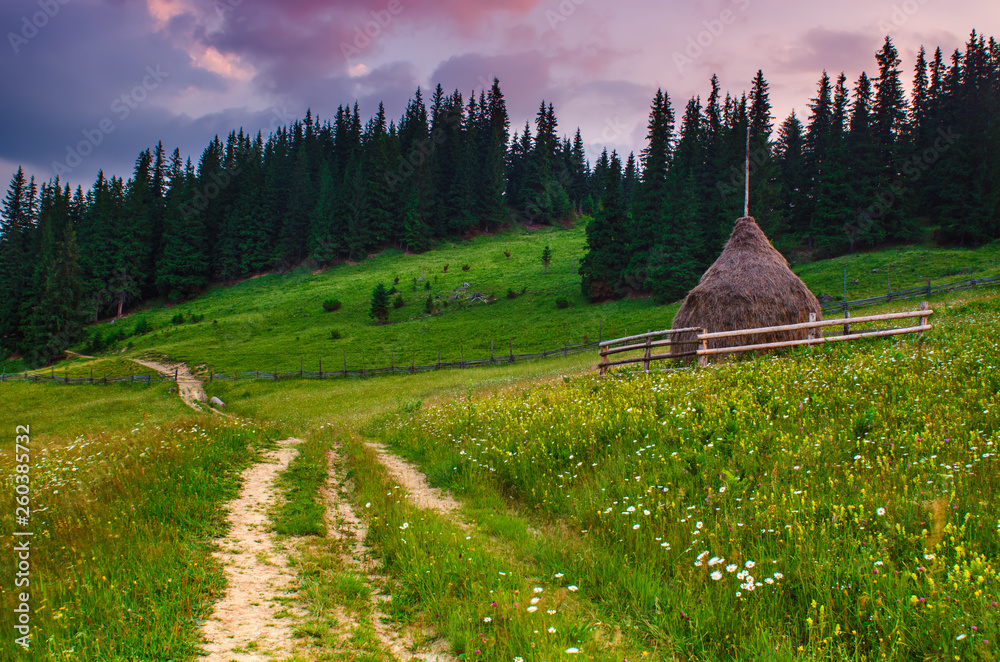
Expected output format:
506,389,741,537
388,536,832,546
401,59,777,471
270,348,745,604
401,522,409,529
726,564,737,572
711,571,722,581
530,597,540,605
547,609,556,614
773,572,783,580
956,634,967,641
765,577,774,585
643,509,650,516
483,616,492,623
526,606,538,612
548,627,556,633
554,573,564,578
877,507,886,516
633,524,641,530
365,502,371,508
568,585,579,592
736,591,742,597
924,554,935,560
533,587,543,593
515,658,524,662
708,557,723,566
745,560,756,568
566,648,580,654
696,521,704,529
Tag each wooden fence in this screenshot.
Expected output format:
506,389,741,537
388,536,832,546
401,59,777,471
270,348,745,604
598,303,933,374
822,274,1000,314
597,328,701,375
0,338,602,386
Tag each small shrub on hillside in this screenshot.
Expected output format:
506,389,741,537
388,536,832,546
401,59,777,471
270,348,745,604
133,318,153,335
388,286,399,295
424,281,431,290
506,289,517,299
84,331,106,354
425,295,434,314
555,297,570,309
322,299,342,312
503,250,511,258
369,283,390,324
190,314,204,323
393,295,405,309
171,312,185,325
443,264,449,272
462,264,470,271
329,329,342,340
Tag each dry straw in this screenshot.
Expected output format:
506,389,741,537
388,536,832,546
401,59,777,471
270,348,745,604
671,216,821,357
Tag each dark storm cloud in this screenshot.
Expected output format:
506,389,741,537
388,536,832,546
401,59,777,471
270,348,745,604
1,0,236,185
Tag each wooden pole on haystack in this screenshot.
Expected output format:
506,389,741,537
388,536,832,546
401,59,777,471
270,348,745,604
744,125,750,217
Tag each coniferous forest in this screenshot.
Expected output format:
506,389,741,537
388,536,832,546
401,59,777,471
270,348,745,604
1,33,999,365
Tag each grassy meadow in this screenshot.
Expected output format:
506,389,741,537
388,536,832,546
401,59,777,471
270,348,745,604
0,383,278,660
363,295,999,660
2,220,999,661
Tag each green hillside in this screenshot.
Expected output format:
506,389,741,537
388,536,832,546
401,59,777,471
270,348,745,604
17,221,998,376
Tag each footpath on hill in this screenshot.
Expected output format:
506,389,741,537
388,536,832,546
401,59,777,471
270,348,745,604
131,358,208,410
200,438,304,662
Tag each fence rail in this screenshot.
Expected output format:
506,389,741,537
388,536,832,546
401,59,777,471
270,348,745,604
1,339,603,386
822,274,1000,314
598,304,933,373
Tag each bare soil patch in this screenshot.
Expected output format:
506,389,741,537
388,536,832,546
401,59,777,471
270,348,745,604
367,442,461,516
325,446,456,661
200,438,304,661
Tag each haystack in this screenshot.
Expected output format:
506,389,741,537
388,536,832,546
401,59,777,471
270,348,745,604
670,216,821,358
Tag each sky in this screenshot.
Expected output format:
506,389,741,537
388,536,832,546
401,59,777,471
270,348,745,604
1,0,997,191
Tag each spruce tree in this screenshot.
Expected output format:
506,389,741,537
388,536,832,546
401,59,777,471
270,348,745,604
369,282,390,324
579,152,630,300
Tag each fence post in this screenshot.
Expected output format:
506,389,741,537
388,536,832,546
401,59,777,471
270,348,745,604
209,369,213,383
175,367,178,382
599,344,608,376
918,301,929,338
390,352,394,372
344,354,347,377
103,373,107,385
807,312,817,341
843,310,851,337
643,335,651,372
90,367,94,384
256,370,259,380
300,358,303,378
460,343,464,368
697,330,708,368
274,366,277,381
509,341,514,363
926,279,932,297
490,341,494,363
410,357,414,374
564,342,568,357
361,353,365,378
319,359,322,380
437,351,441,369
